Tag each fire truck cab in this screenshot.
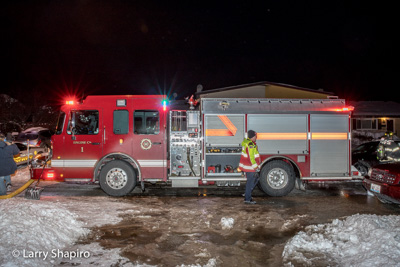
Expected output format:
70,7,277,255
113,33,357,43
32,95,355,197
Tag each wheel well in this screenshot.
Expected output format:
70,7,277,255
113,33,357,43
261,157,301,179
94,153,141,181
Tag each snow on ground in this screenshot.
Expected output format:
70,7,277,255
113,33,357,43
0,169,137,267
1,168,400,266
1,198,90,266
282,214,400,267
220,217,235,230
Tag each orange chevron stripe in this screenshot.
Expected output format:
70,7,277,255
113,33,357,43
218,115,237,136
206,116,237,136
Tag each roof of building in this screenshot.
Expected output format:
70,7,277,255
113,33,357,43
195,81,335,96
349,101,400,117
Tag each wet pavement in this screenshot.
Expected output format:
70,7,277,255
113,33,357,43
11,170,400,266
42,181,399,266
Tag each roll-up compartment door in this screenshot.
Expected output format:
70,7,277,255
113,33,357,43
248,114,308,154
310,114,349,177
205,115,244,146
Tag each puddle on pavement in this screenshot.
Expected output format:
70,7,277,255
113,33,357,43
78,196,307,266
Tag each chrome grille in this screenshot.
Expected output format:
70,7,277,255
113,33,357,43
371,169,397,184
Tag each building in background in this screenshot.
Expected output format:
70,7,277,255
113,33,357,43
349,101,400,137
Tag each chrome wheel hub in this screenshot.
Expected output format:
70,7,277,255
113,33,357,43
267,168,288,189
106,168,128,189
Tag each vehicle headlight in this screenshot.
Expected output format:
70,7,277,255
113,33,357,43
367,168,373,177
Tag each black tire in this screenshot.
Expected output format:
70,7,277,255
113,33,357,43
259,160,296,197
354,160,371,177
99,160,137,196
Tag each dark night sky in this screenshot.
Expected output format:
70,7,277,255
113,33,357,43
2,1,397,103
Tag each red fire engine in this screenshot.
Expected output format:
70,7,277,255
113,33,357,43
32,95,356,196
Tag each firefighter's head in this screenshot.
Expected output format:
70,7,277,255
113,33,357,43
248,130,257,142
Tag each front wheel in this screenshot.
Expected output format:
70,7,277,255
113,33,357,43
259,160,296,197
99,160,137,196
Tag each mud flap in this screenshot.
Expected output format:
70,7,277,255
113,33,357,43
295,178,306,191
141,180,145,192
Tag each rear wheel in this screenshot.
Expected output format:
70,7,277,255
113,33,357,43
259,160,296,197
99,160,137,196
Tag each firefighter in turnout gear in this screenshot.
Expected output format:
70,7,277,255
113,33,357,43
239,130,261,204
377,132,400,162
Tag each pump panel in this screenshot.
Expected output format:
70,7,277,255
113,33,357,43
169,111,201,177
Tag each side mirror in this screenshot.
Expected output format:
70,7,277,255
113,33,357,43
68,111,77,140
71,127,76,140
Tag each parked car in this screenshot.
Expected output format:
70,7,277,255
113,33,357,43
352,141,380,176
363,163,400,204
352,140,400,177
15,127,52,150
13,142,45,166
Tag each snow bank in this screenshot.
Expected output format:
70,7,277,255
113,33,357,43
0,199,90,266
283,214,400,267
0,168,137,266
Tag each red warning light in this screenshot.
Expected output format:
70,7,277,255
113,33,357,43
336,106,354,112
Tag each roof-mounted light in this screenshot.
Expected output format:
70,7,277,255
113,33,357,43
116,99,127,107
162,99,168,111
66,100,74,105
336,106,354,112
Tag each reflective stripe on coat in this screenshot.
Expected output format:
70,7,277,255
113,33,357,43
238,138,261,172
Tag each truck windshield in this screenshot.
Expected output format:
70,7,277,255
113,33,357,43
55,112,66,135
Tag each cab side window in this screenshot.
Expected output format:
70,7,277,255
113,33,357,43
68,110,99,135
114,110,129,134
134,110,159,135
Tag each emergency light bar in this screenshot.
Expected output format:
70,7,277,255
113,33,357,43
66,100,74,105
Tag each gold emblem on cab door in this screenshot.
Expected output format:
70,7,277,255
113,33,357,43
140,139,152,150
